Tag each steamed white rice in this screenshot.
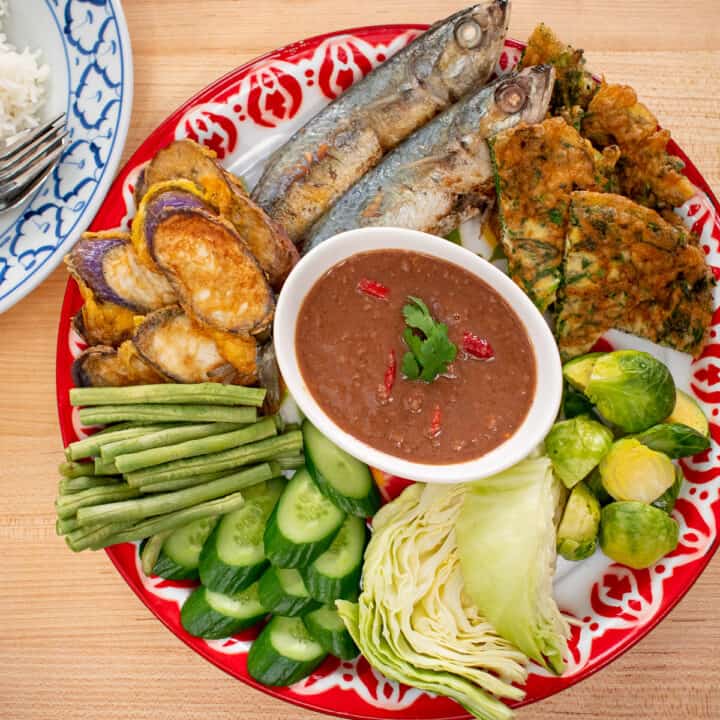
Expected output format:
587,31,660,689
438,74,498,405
0,1,49,144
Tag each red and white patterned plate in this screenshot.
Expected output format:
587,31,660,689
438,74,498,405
55,26,720,720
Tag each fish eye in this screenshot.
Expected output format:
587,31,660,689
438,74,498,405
494,79,529,113
454,19,484,49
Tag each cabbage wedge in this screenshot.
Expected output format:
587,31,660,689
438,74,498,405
337,483,530,720
456,457,569,674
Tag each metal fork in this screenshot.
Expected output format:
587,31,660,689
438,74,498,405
0,113,68,212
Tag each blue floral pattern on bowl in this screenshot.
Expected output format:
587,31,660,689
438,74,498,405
0,0,132,313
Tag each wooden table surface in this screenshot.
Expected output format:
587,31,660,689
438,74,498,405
2,1,719,718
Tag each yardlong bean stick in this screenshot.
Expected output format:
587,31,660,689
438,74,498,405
77,463,273,526
59,475,121,494
90,490,250,549
66,522,130,553
137,471,229,494
56,517,80,535
65,424,173,461
55,485,140,520
58,460,97,478
70,383,266,408
100,422,244,460
114,419,278,474
273,454,306,471
78,404,257,426
127,431,303,488
94,456,119,475
140,531,173,576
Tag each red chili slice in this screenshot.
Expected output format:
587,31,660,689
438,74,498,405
429,404,442,437
357,277,389,299
462,331,495,359
384,350,397,395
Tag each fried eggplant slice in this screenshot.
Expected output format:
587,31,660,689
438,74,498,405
520,23,598,114
66,231,176,346
67,231,176,311
134,176,297,290
131,181,213,267
133,306,258,385
72,343,166,388
223,179,299,289
490,118,618,310
582,84,696,210
136,139,234,212
144,203,274,336
556,191,713,359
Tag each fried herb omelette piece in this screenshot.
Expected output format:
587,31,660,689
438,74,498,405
519,24,599,115
490,118,619,310
582,83,696,210
557,191,713,359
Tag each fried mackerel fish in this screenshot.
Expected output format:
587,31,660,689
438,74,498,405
252,1,511,244
556,191,713,359
582,83,697,211
490,117,619,310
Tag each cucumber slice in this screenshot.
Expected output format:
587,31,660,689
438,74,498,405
152,516,218,580
180,582,266,639
258,566,320,617
303,421,380,517
247,616,327,686
303,605,359,660
199,478,285,594
264,468,345,567
300,515,366,603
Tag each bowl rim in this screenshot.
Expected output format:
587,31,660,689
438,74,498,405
274,227,563,484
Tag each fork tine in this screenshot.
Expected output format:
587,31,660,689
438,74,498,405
0,123,67,177
0,129,69,183
0,112,66,162
0,141,66,199
0,157,58,212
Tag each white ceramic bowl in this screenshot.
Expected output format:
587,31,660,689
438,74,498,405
275,227,562,484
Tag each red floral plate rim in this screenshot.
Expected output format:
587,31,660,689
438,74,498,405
55,24,720,720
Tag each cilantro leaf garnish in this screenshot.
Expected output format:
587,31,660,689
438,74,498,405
401,296,457,382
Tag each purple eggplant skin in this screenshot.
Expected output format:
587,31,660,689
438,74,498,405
66,234,130,309
141,191,209,259
66,232,176,315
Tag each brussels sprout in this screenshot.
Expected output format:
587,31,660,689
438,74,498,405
545,415,614,489
585,467,613,506
635,423,710,459
562,352,606,392
563,382,594,419
599,502,679,569
652,465,684,514
557,483,600,561
599,437,675,503
666,390,709,438
585,350,676,433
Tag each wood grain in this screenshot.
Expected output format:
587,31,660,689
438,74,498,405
1,1,719,718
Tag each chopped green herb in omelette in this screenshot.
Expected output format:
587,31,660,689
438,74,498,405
556,191,713,359
490,117,619,310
